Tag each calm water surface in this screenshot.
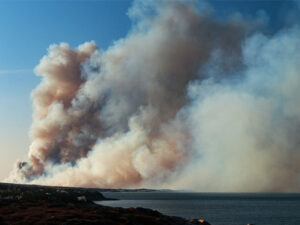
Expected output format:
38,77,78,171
96,192,300,225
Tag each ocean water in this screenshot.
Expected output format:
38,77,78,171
96,192,300,225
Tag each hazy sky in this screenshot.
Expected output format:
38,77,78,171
0,0,294,180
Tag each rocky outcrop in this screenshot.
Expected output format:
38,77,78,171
189,218,211,225
0,200,209,225
0,183,211,225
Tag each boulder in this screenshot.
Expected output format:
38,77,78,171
189,218,211,225
77,196,87,202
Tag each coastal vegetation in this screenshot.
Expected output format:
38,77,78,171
0,183,210,225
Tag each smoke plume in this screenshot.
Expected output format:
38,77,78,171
7,0,300,191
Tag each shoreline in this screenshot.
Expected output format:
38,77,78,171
0,182,210,225
0,199,209,225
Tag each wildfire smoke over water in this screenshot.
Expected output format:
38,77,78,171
7,0,300,192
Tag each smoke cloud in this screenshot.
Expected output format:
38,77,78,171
7,0,300,191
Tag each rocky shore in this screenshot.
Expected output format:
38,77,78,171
0,183,210,225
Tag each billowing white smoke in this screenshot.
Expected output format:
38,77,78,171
7,0,300,191
172,27,300,192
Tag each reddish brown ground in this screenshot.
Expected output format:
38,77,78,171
0,200,208,225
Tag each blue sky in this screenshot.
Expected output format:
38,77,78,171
0,0,296,180
0,0,133,179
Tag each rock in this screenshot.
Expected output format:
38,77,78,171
77,196,87,202
0,199,212,225
189,218,211,225
198,219,210,225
